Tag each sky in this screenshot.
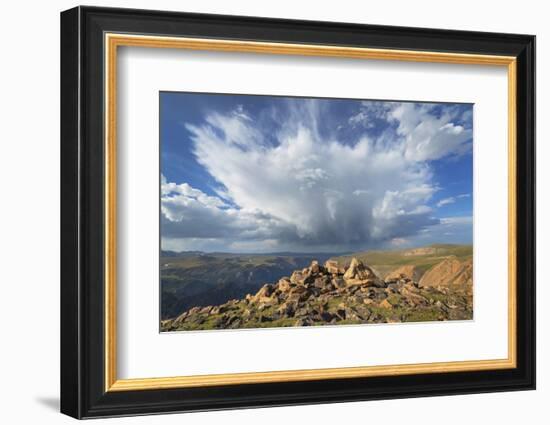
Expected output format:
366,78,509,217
160,92,473,253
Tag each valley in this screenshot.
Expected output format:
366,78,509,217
160,244,473,330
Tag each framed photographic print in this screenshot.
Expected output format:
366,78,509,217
60,6,535,419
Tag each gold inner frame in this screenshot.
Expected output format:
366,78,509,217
104,33,518,392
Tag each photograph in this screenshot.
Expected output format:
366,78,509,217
159,93,474,332
56,4,536,420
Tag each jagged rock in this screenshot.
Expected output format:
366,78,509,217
309,287,322,297
346,284,361,295
190,316,206,325
343,258,376,280
343,258,384,287
290,269,315,285
452,258,473,287
289,285,307,295
199,306,213,315
295,306,309,317
286,285,312,303
255,283,274,298
289,270,302,285
161,253,473,332
277,277,292,291
313,275,331,289
309,260,322,274
277,301,296,317
257,302,271,311
400,287,428,306
324,260,345,275
250,283,278,304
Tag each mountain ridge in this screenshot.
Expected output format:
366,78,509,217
161,252,473,331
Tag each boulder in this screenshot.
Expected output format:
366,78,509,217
188,306,202,315
248,284,279,305
287,285,312,302
290,270,315,285
313,275,331,289
400,287,428,307
346,307,367,321
344,258,375,280
309,260,321,274
324,260,345,275
199,306,213,315
277,302,296,317
277,277,292,292
343,258,384,287
255,283,274,298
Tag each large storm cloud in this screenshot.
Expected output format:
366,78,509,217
161,99,472,252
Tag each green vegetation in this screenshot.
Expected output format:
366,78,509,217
160,253,333,319
330,244,473,278
161,246,474,332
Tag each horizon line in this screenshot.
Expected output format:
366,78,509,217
160,242,473,256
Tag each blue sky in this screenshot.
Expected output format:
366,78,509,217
160,92,473,253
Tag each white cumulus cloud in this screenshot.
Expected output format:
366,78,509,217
162,99,472,252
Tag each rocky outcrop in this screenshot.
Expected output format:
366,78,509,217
342,258,384,287
324,260,345,275
419,256,473,289
451,258,473,287
385,265,423,283
161,256,474,331
402,246,442,256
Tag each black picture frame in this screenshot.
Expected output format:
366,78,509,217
61,5,535,419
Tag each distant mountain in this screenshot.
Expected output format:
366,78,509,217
161,253,473,332
329,244,473,280
160,252,336,319
161,250,204,258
